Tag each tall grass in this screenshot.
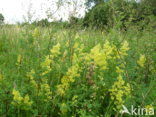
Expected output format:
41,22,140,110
0,25,155,116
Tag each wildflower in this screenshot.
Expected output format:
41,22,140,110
145,105,154,113
23,95,33,107
41,56,52,76
12,89,32,109
27,69,35,80
32,28,40,38
27,69,37,88
72,95,78,105
57,85,65,96
39,83,52,102
109,75,131,110
116,66,124,74
137,54,146,67
16,55,22,66
90,41,114,70
103,40,113,58
57,64,80,96
50,43,61,57
90,44,108,70
119,41,129,56
12,89,23,105
41,43,61,76
60,103,68,114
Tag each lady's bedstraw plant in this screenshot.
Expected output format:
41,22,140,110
16,55,22,67
32,28,40,39
137,54,146,67
39,83,52,102
27,69,37,89
89,40,114,70
119,41,130,57
57,51,80,96
57,64,80,96
41,43,60,76
109,75,131,111
12,89,32,110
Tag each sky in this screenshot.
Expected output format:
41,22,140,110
0,0,86,24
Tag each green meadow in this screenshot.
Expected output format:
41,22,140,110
0,25,155,116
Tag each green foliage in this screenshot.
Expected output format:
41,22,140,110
83,0,156,30
0,25,155,116
32,19,50,27
83,2,109,29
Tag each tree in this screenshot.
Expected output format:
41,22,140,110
0,13,4,24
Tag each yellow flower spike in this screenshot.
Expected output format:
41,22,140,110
145,105,154,112
116,66,124,74
57,85,65,96
32,28,40,38
103,40,113,57
16,55,22,66
60,103,68,114
27,69,35,80
12,89,23,105
90,44,108,70
41,43,61,76
50,43,61,56
27,69,38,88
39,83,52,102
109,75,131,111
57,64,80,96
23,94,33,106
119,41,129,56
137,54,146,67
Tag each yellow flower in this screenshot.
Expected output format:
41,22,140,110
145,105,154,113
41,56,52,76
57,64,80,96
137,54,146,67
60,103,68,114
57,85,65,96
12,89,32,110
41,43,61,76
27,69,35,80
116,66,124,74
32,28,40,38
90,44,108,70
109,75,131,111
103,40,113,58
27,69,37,88
50,43,61,57
39,83,52,102
23,95,33,106
119,41,129,56
16,55,22,66
12,89,23,104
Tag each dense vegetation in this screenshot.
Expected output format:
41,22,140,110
0,0,156,116
83,0,156,30
0,25,155,116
